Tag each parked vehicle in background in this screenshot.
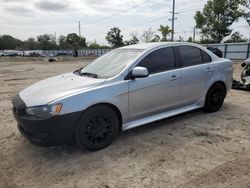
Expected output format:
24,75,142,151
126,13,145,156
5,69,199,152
12,42,233,151
4,50,18,57
57,52,73,56
207,47,223,58
44,53,55,57
232,58,250,91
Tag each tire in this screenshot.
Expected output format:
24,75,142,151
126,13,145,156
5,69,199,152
204,82,226,113
76,105,119,151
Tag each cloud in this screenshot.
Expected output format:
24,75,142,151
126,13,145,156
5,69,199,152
35,1,71,12
1,0,23,2
5,6,32,14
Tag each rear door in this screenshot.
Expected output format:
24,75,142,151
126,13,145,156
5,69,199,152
128,47,181,121
177,45,211,106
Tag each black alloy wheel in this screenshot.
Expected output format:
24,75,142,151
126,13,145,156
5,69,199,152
204,83,226,113
76,105,119,151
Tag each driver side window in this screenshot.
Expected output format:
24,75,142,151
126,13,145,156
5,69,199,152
137,47,175,74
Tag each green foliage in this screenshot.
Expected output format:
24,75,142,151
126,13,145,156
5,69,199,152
151,35,161,42
0,33,87,50
187,36,193,42
0,35,23,50
124,32,139,46
65,33,87,49
37,34,57,50
23,38,38,50
105,27,124,48
88,40,111,49
227,32,248,43
158,25,172,41
140,28,155,43
195,0,250,43
58,33,87,49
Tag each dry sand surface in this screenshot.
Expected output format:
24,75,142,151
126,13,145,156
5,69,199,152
0,59,249,188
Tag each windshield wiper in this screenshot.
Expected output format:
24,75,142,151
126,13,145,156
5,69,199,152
80,72,99,78
74,68,82,75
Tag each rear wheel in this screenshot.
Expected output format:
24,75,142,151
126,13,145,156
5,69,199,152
204,83,226,113
76,105,119,151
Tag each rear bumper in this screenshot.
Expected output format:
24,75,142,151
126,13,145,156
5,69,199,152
12,95,81,146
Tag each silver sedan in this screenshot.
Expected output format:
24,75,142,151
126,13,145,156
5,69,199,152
12,42,233,150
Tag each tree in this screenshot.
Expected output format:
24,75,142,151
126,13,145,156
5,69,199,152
195,0,249,43
37,34,57,50
0,35,23,50
177,35,184,42
124,31,139,46
228,32,247,43
66,33,87,49
151,34,161,42
106,27,124,48
140,28,155,43
88,40,110,49
158,25,172,41
24,38,38,50
58,35,68,49
187,36,193,42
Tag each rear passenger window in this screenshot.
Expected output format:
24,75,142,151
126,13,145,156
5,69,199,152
201,50,211,63
179,46,202,67
137,47,175,74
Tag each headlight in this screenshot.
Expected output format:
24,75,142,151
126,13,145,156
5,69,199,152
25,104,63,118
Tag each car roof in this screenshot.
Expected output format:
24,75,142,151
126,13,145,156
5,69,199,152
119,42,221,61
119,42,200,50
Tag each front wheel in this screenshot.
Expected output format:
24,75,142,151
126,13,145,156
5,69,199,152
204,83,226,113
76,105,119,151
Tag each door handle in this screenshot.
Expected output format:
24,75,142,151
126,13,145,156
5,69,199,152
206,67,214,72
170,75,181,81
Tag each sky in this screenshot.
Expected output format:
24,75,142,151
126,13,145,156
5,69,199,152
0,0,249,45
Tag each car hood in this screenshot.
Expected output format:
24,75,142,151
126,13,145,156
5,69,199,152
19,72,106,107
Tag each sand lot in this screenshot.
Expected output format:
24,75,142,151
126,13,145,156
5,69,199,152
0,59,249,188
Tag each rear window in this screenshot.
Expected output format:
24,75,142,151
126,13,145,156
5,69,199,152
201,50,211,63
179,46,202,67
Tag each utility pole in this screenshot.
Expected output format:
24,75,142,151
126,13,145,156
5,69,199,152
169,0,178,41
193,27,196,43
78,21,81,37
54,32,57,44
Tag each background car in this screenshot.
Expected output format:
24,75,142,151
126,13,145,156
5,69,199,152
207,47,223,58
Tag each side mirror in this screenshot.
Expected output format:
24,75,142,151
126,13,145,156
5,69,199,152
131,66,149,79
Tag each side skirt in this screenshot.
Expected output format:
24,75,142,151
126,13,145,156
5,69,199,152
122,104,203,131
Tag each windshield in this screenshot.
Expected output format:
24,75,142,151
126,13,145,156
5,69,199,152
80,49,143,78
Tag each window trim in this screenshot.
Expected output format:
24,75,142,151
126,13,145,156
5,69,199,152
177,45,210,68
135,46,177,75
125,46,180,80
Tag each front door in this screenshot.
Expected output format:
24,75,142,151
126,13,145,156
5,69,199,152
128,47,181,121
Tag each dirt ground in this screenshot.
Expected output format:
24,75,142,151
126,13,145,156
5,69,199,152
0,59,249,188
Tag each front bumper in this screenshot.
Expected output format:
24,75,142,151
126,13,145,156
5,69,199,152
12,95,81,146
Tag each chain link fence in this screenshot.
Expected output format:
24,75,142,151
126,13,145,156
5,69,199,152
205,42,250,60
42,43,250,60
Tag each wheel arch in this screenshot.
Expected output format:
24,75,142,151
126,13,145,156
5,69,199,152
81,102,123,131
207,80,227,95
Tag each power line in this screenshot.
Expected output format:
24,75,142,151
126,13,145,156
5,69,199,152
83,0,169,28
84,0,153,25
61,25,78,35
60,2,206,39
